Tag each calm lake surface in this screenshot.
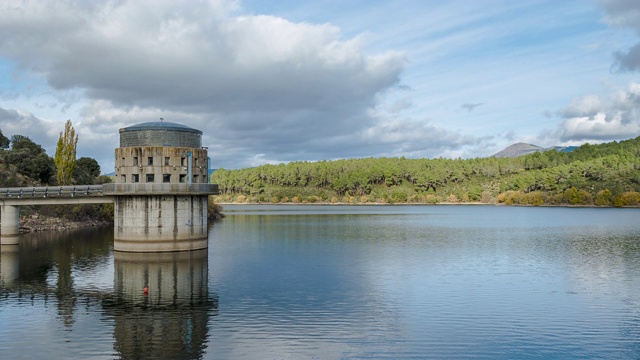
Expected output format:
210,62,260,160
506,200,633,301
1,205,640,359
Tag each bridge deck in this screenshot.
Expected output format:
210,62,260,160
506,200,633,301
0,184,219,206
0,186,112,205
0,185,105,199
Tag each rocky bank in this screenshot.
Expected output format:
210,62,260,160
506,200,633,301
18,214,111,233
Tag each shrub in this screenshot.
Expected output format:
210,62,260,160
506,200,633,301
468,186,483,201
594,189,612,206
481,191,493,204
497,191,522,205
547,193,565,205
391,190,408,203
208,197,223,218
613,191,640,207
564,187,593,205
425,194,438,204
520,191,546,206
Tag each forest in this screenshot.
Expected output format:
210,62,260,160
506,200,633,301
211,136,640,207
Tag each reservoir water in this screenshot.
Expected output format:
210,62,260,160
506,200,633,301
1,205,640,359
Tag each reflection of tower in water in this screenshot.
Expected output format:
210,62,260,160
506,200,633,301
0,245,19,287
110,249,217,360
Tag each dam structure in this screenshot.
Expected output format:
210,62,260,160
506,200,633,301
105,121,217,252
0,121,218,251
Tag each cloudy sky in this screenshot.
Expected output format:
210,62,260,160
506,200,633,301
0,0,640,172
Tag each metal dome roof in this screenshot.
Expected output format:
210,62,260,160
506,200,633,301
121,121,202,134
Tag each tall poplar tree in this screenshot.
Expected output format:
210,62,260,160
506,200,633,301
54,120,78,185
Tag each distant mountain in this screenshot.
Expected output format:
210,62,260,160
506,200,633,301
493,143,544,158
493,143,577,158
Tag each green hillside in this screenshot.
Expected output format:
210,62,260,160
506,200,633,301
211,136,640,207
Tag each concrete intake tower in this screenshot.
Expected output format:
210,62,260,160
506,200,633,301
105,121,218,252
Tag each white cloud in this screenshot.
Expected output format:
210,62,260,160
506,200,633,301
360,116,481,158
558,95,603,118
0,0,405,114
0,0,415,169
602,0,640,71
0,107,57,148
547,82,640,142
2,0,638,170
559,112,640,140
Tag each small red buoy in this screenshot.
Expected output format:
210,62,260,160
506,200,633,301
143,287,149,294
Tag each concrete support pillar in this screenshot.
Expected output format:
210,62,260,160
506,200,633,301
1,205,20,245
113,195,208,252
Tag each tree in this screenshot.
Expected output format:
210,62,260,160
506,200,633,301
73,156,101,184
2,135,55,185
210,135,640,205
94,175,113,184
0,129,9,149
76,157,100,177
54,120,78,185
11,134,43,152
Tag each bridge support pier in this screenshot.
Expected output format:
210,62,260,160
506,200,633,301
1,205,20,245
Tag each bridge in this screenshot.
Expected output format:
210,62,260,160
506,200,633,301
0,183,219,245
0,185,111,204
0,183,219,203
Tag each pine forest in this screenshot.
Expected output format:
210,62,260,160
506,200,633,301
211,136,640,207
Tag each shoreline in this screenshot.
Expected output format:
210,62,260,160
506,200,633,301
215,201,638,208
8,201,637,234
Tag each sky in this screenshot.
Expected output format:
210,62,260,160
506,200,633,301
0,0,640,172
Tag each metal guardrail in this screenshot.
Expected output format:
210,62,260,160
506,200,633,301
0,183,220,199
0,185,104,199
102,183,219,195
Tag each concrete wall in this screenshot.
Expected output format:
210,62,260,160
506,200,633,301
114,147,209,184
113,195,209,252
